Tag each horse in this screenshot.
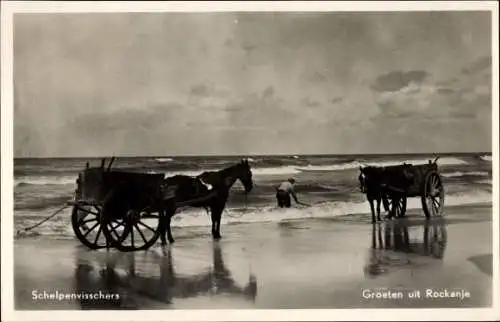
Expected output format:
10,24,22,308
160,159,253,244
358,166,389,223
359,164,417,222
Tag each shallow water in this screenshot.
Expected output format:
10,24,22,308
13,153,492,239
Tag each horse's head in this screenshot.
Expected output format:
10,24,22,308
359,166,384,194
358,166,368,193
234,159,254,193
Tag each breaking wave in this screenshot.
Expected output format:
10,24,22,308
14,189,492,239
15,175,77,187
13,156,472,189
296,157,467,173
441,171,490,178
479,155,492,162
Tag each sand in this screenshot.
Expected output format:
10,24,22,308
13,203,493,310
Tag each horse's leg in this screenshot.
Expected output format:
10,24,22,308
376,196,382,222
210,204,224,240
211,210,222,239
161,202,176,244
368,197,376,224
166,214,175,244
159,209,167,245
382,192,390,218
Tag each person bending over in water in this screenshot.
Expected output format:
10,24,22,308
276,178,309,208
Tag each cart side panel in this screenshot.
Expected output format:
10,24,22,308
102,171,166,201
401,163,438,197
378,165,414,196
78,168,106,203
77,168,165,204
378,162,438,197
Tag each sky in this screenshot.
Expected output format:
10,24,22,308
13,11,493,157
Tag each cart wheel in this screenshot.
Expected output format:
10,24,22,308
386,195,407,218
101,188,162,252
71,204,108,249
421,171,445,218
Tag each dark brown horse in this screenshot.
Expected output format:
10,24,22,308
359,164,415,222
161,159,254,244
359,166,389,223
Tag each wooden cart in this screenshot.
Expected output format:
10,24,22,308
369,158,445,218
70,157,171,251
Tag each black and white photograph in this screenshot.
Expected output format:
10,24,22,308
1,1,499,321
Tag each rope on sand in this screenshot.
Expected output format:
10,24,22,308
16,203,71,236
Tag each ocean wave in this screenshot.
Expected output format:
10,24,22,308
161,170,200,177
296,157,467,173
174,190,491,227
158,165,302,177
480,155,492,162
14,164,301,189
441,171,490,178
317,184,341,191
296,164,349,172
15,175,77,187
14,189,491,239
15,194,73,211
251,166,301,176
363,156,468,167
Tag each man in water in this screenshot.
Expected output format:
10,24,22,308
276,178,308,208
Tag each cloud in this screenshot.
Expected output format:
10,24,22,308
436,78,458,87
461,56,491,75
372,62,491,123
436,88,455,95
331,97,343,104
188,83,233,108
371,70,430,92
261,86,275,100
13,12,493,156
301,71,328,84
190,83,213,97
301,96,320,107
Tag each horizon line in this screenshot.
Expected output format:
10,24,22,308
13,151,493,159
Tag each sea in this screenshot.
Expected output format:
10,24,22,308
13,153,493,240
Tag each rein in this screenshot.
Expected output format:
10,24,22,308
175,189,218,208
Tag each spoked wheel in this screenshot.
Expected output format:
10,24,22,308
421,171,445,218
71,204,108,249
101,188,162,252
386,195,407,218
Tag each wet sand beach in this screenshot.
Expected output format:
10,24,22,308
14,203,493,310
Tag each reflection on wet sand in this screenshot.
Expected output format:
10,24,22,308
364,219,448,278
74,242,257,309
